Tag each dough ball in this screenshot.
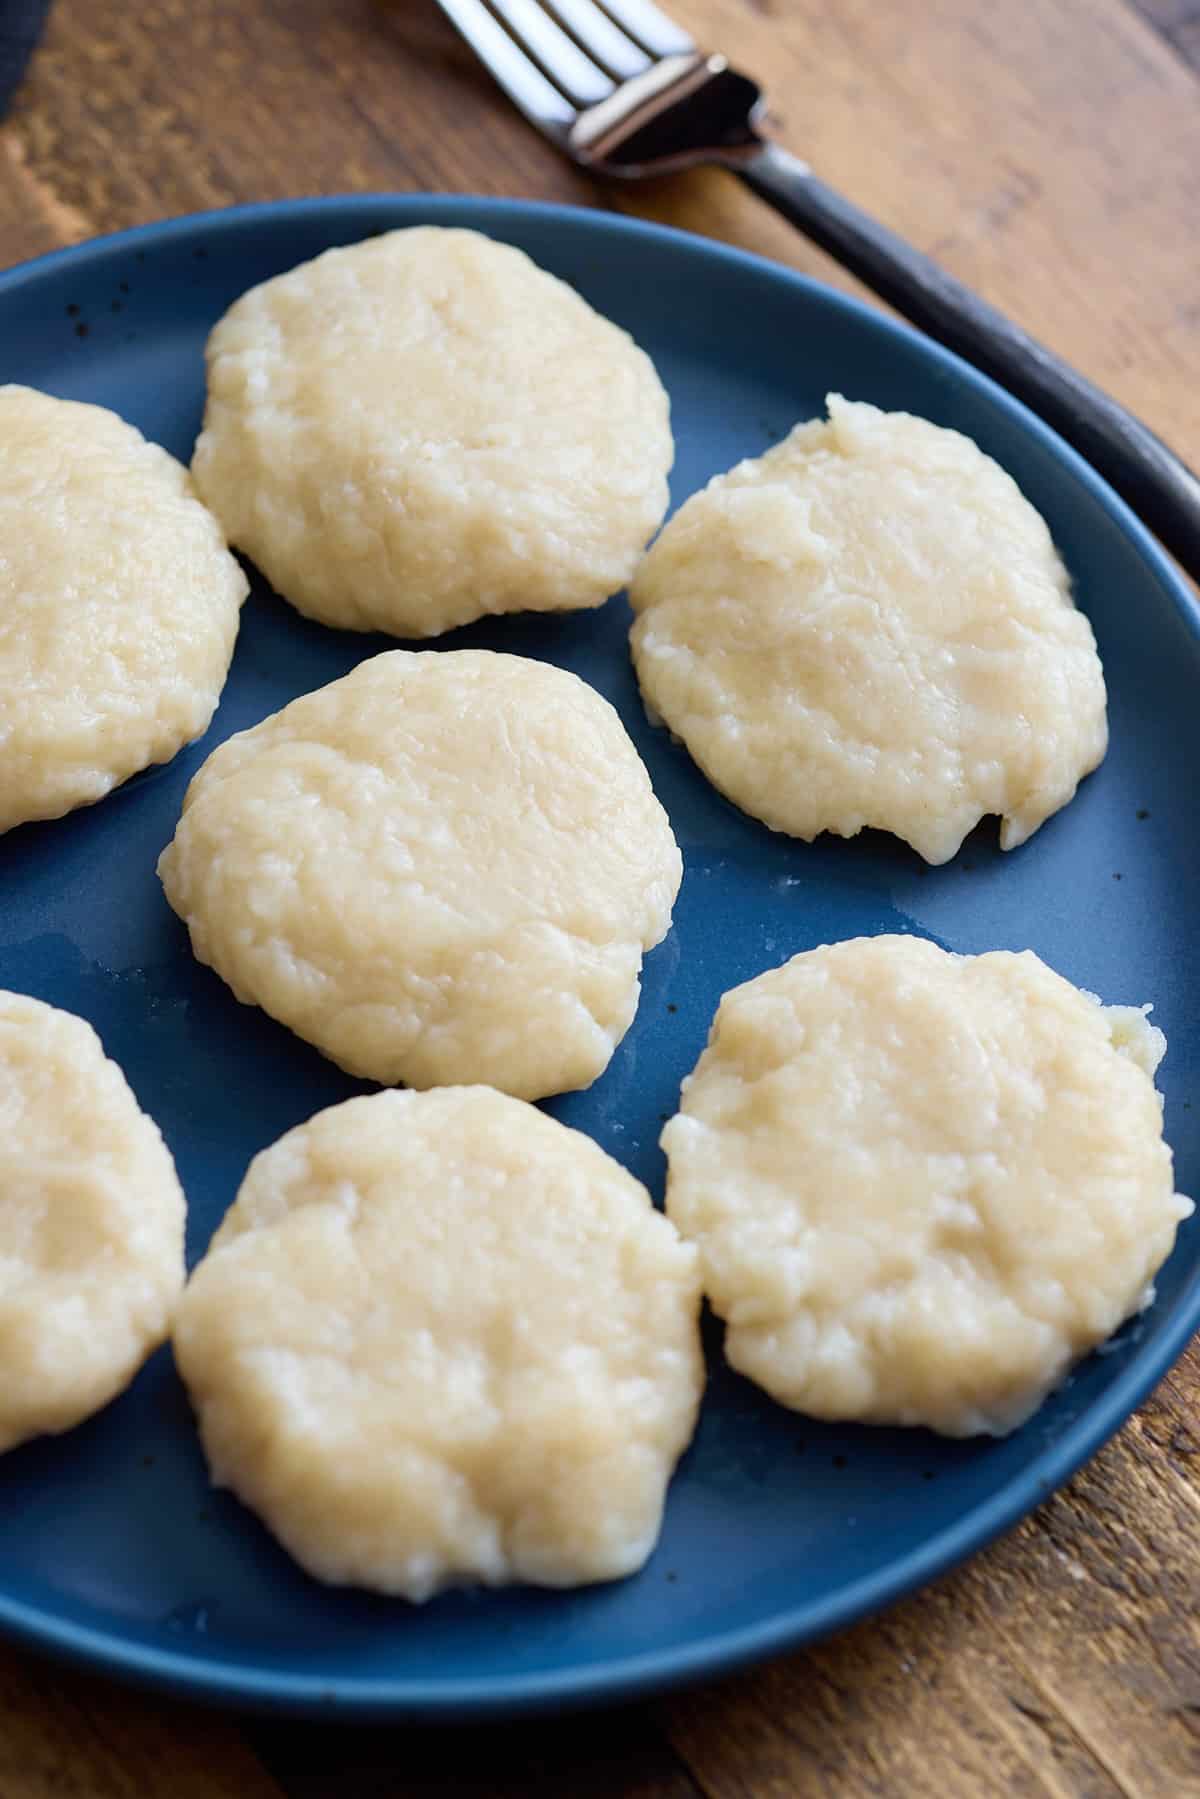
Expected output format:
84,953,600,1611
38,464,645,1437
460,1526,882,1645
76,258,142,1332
174,1087,703,1597
0,385,247,834
191,227,672,637
630,395,1107,865
158,649,681,1099
663,936,1191,1437
0,991,186,1452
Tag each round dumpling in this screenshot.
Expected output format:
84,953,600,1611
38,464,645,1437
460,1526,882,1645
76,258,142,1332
191,226,673,637
662,935,1191,1437
174,1087,703,1597
630,395,1107,866
0,991,187,1452
0,385,247,834
158,649,681,1099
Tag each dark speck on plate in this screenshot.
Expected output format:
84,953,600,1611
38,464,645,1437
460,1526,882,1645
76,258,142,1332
119,280,130,294
1113,871,1123,881
1137,808,1150,820
832,1454,848,1469
667,1002,678,1014
74,322,88,339
65,302,80,318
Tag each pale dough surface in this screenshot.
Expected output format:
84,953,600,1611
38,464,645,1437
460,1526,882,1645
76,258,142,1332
158,649,681,1099
192,226,672,637
663,936,1191,1436
0,991,186,1452
630,396,1108,866
174,1087,703,1597
0,385,247,834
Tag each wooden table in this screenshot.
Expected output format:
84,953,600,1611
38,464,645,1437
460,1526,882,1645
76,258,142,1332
1,2,1198,1792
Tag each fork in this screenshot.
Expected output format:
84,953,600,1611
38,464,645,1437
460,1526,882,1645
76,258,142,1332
433,0,1200,580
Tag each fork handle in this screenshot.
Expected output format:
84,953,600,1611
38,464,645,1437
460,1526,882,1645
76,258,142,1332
739,140,1200,579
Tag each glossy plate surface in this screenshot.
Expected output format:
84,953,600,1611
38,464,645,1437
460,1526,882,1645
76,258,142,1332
0,196,1197,1718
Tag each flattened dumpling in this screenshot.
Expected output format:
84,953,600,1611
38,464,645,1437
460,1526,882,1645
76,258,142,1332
630,396,1107,865
0,385,246,833
663,936,1191,1436
0,991,186,1451
192,227,673,636
158,650,681,1099
174,1088,703,1597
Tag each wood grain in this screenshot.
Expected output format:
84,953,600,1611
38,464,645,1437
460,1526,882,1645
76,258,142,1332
0,1,1198,1794
4,0,1199,459
0,1642,285,1799
664,1380,1200,1797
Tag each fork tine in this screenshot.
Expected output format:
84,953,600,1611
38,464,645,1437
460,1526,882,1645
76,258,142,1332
540,0,653,80
487,0,615,106
591,0,695,58
435,0,578,132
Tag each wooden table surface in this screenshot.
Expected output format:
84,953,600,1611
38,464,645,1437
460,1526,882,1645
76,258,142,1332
1,2,1199,1793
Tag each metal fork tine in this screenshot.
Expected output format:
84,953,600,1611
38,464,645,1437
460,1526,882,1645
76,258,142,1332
540,0,653,80
435,0,578,132
590,0,695,58
487,0,615,106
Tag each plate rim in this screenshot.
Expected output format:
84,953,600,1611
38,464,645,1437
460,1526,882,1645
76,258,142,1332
1,190,1197,1718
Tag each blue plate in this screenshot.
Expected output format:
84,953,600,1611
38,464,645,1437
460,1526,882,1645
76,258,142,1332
0,196,1197,1718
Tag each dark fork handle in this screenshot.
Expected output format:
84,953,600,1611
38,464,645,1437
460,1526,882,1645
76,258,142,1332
740,140,1200,581
0,0,51,117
